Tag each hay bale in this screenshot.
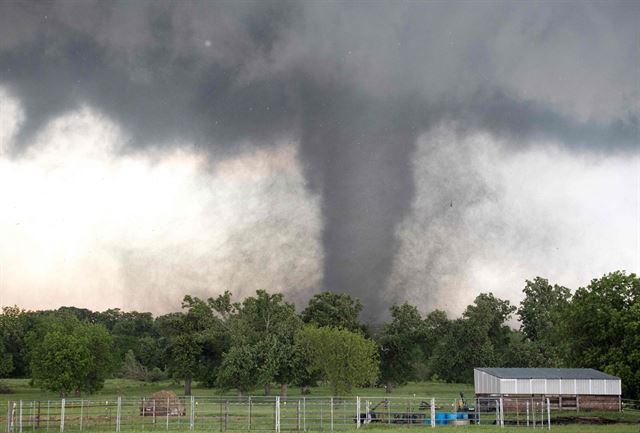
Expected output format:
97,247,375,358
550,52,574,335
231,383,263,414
140,390,185,417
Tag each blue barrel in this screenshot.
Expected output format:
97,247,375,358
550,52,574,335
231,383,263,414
435,412,447,425
423,418,432,425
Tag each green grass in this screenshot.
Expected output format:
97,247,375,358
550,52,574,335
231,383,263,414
0,379,475,404
360,426,640,433
1,380,638,432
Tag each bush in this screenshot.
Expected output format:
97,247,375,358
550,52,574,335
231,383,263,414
0,381,14,394
147,367,165,382
121,350,150,381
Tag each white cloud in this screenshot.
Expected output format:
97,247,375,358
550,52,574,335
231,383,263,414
0,90,322,312
391,124,640,317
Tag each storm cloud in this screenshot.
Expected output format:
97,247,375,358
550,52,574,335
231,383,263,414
0,1,638,319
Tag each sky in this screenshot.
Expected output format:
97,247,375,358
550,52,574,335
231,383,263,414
0,1,638,321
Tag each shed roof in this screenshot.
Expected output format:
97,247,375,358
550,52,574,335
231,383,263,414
475,368,619,380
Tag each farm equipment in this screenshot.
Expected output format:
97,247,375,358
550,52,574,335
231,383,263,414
355,399,430,425
356,393,477,425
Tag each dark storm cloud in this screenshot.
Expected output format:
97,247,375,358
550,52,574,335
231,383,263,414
0,1,637,319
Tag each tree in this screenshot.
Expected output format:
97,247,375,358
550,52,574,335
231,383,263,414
517,277,571,365
565,271,640,398
30,317,113,396
429,318,498,383
297,325,379,395
0,340,13,377
216,345,258,396
378,303,427,391
160,294,231,395
430,293,515,383
463,293,515,354
0,306,29,377
301,292,364,332
229,290,303,396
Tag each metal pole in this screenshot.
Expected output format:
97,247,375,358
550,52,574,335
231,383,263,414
430,398,435,428
189,395,195,431
303,397,306,432
153,399,156,425
532,400,536,428
19,401,22,433
59,399,64,433
116,397,121,433
275,397,280,433
547,398,551,430
6,401,10,433
526,400,529,427
248,397,251,431
330,398,333,432
494,399,498,426
80,399,84,431
166,398,169,431
297,399,301,431
356,397,360,429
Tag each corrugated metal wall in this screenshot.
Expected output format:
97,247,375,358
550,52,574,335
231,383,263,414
473,369,621,396
474,369,499,394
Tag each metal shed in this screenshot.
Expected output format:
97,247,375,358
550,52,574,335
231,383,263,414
474,368,621,411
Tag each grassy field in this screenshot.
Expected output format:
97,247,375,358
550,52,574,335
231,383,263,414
0,379,475,403
359,426,640,433
1,379,638,433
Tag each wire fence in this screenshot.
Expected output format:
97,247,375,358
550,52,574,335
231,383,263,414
5,395,639,432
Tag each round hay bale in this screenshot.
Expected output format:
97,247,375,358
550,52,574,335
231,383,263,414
140,390,186,417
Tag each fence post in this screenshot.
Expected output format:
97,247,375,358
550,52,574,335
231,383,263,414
302,397,306,432
275,397,280,433
526,400,529,427
356,396,360,428
224,400,228,432
494,399,498,426
165,398,169,431
330,397,334,432
248,397,251,431
79,399,83,432
296,399,301,431
6,401,10,433
189,395,195,431
116,397,121,433
532,400,536,428
59,399,64,433
547,398,551,430
500,397,504,427
430,398,435,428
47,401,50,432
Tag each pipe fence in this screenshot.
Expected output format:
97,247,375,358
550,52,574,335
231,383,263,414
2,395,572,432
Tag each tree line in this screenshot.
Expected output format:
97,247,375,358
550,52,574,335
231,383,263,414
0,271,637,398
